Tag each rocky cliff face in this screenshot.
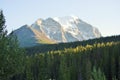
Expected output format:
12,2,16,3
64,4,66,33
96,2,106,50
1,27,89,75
12,16,101,47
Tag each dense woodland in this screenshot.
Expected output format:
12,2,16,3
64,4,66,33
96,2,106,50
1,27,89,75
0,10,120,80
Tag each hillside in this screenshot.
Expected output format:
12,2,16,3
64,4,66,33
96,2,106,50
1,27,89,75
26,35,120,54
13,35,120,80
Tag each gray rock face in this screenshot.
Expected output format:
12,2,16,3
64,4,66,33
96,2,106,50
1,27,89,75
12,16,101,47
12,25,38,47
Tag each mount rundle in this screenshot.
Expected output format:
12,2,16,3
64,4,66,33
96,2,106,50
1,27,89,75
12,16,101,47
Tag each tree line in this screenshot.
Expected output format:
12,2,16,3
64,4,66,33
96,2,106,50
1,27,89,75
26,35,120,54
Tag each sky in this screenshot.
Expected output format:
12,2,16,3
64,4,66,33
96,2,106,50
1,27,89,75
1,0,120,36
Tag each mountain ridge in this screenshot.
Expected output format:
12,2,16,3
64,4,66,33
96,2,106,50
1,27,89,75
12,16,101,47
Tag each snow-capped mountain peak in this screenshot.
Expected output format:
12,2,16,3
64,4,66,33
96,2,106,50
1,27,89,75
70,15,79,20
53,15,79,25
36,18,43,25
12,16,101,47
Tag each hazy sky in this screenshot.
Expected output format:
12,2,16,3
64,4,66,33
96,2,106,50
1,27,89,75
1,0,120,36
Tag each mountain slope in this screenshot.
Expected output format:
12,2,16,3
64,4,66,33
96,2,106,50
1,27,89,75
26,35,120,54
12,25,38,47
12,25,55,47
12,16,101,47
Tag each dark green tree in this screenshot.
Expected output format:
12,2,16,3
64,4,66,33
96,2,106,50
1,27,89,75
0,10,25,80
91,66,106,80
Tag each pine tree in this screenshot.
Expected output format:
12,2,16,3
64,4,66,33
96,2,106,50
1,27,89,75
0,10,7,37
92,66,106,80
59,54,70,80
0,10,25,80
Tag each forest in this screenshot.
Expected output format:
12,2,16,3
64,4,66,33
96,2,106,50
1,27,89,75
0,10,120,80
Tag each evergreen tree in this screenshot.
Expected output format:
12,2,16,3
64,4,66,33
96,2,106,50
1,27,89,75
92,67,106,80
0,10,25,80
0,10,7,37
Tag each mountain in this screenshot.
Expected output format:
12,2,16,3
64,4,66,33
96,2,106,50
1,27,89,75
12,16,101,47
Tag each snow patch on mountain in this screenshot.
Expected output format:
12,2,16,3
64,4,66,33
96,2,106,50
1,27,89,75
12,16,101,47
